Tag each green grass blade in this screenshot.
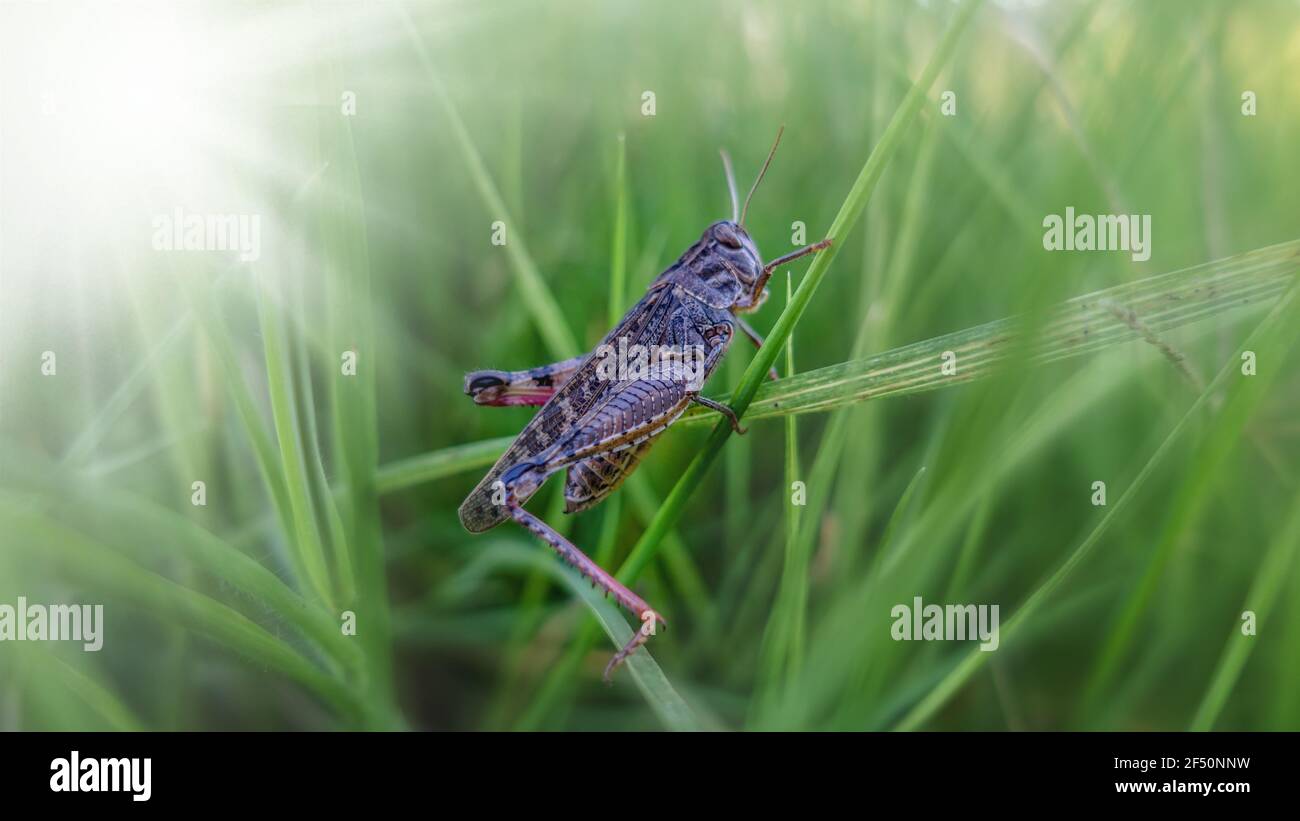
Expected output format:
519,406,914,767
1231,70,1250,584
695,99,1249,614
4,508,362,721
182,276,298,556
1,451,360,670
609,133,629,322
314,53,400,728
376,435,515,494
1082,267,1300,713
396,3,578,359
1189,492,1300,730
680,239,1300,423
752,274,809,720
256,272,335,607
58,313,193,467
895,277,1300,731
454,542,702,731
18,648,146,731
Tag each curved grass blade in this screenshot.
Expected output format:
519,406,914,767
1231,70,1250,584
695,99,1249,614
256,271,335,608
1081,261,1300,712
753,274,809,718
681,239,1300,424
1189,492,1300,730
395,2,578,360
447,542,702,731
4,507,363,721
19,648,145,732
315,53,400,728
894,277,1300,731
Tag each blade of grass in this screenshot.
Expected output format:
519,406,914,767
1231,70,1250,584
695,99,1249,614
624,478,711,623
256,269,335,608
4,506,362,721
724,350,751,558
0,466,358,671
1189,490,1300,730
377,435,514,493
794,116,940,602
895,277,1300,730
609,133,629,324
182,275,298,565
3,446,361,670
316,54,400,728
18,648,145,732
59,312,192,466
752,274,808,718
453,542,703,730
1081,273,1300,715
681,238,1300,423
289,258,356,607
396,1,578,360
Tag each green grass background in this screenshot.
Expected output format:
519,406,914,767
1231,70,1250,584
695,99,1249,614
1,0,1299,730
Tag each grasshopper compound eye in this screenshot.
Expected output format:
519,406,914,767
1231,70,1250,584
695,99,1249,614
715,224,743,249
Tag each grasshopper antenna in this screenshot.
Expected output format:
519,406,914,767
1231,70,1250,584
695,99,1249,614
720,149,740,222
740,124,784,227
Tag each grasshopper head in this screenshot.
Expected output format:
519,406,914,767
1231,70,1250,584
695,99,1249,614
711,220,762,275
668,220,764,309
674,128,829,312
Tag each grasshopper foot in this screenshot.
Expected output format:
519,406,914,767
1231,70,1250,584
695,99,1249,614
603,609,668,683
690,394,747,435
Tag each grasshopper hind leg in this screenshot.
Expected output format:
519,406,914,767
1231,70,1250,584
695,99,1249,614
504,490,666,681
496,378,695,678
464,354,586,407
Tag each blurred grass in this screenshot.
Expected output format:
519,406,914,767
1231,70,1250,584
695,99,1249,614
2,0,1299,731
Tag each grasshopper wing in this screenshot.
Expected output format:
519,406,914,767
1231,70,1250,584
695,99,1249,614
458,280,681,533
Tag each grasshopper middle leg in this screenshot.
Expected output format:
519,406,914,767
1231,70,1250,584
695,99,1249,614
690,393,747,434
732,315,780,382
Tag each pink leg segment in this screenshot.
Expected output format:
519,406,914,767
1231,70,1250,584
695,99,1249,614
506,499,666,681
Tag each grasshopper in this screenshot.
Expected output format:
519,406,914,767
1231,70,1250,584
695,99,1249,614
458,127,831,680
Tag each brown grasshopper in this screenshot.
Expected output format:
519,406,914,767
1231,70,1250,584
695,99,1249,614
458,128,831,680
